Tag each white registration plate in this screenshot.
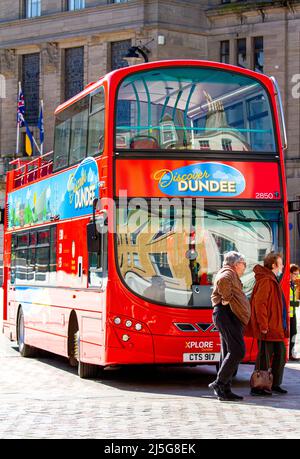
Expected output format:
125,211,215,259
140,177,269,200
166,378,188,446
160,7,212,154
183,353,220,363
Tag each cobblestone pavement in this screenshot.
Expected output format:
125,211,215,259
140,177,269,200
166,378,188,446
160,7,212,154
0,335,300,439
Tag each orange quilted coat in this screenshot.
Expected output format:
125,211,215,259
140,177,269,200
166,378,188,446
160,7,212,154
245,265,289,341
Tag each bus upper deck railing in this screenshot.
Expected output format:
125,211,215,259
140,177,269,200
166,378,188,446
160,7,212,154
9,151,54,189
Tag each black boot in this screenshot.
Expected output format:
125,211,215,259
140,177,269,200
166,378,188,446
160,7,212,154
209,381,242,401
272,386,288,394
225,390,243,400
250,388,272,396
208,381,225,399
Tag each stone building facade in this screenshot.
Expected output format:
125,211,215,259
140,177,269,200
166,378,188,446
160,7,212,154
206,0,300,263
0,0,300,264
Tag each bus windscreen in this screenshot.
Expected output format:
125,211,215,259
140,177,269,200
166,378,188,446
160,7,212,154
116,207,283,308
116,67,276,153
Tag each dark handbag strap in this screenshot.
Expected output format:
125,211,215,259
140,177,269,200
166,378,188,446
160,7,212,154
257,335,271,371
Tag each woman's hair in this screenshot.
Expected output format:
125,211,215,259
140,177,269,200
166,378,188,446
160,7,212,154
223,251,246,267
290,264,300,274
263,252,283,270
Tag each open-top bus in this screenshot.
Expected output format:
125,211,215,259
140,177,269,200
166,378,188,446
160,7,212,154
3,60,289,377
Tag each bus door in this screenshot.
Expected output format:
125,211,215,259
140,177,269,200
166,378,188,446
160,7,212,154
86,210,108,290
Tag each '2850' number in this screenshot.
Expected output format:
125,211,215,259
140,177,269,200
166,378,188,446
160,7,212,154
255,192,275,200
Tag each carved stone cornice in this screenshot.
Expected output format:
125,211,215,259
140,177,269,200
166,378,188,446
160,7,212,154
41,42,59,73
0,49,16,77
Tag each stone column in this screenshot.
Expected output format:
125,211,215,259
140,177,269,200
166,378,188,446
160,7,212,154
87,37,109,84
0,48,17,276
0,49,18,159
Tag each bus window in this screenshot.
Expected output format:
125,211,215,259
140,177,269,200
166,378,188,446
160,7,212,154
37,229,50,245
35,247,49,282
28,248,36,281
69,97,89,165
10,226,56,285
54,90,104,171
115,67,276,153
16,249,28,282
53,118,71,170
87,88,105,156
11,235,16,284
87,216,108,288
50,226,57,281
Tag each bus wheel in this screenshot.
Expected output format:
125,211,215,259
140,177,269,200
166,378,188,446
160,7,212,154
74,330,100,379
17,308,36,358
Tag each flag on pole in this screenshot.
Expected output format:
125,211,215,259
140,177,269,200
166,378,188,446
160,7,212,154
18,109,34,157
24,123,34,157
17,84,25,128
16,82,40,157
38,100,44,155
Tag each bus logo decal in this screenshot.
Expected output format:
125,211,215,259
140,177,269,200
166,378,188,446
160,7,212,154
153,162,246,198
8,157,100,229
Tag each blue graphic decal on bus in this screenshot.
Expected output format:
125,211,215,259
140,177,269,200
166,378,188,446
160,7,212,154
154,162,246,197
8,157,100,229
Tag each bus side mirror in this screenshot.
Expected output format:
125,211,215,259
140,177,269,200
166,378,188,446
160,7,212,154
87,222,101,253
0,208,4,225
288,200,300,212
87,211,108,253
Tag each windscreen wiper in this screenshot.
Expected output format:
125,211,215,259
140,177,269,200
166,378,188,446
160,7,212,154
206,209,280,223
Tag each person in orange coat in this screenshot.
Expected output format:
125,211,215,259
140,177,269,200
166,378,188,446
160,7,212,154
245,252,289,396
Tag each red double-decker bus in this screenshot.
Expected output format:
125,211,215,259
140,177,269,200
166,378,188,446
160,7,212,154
2,60,289,378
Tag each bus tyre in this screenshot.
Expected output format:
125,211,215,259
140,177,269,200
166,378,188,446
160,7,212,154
78,360,99,379
17,309,36,358
74,330,99,379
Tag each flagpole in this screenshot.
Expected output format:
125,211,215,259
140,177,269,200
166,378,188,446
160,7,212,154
40,99,44,156
16,82,21,157
16,121,20,157
32,134,41,154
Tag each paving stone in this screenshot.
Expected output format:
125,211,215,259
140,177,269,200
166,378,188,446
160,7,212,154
0,334,300,439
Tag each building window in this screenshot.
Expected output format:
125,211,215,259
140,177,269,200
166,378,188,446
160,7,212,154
133,253,142,270
236,38,247,68
253,36,264,73
220,40,230,64
64,47,84,101
150,253,173,278
68,0,85,10
199,140,210,150
222,138,233,151
22,53,40,125
111,40,131,70
112,40,131,131
25,0,41,18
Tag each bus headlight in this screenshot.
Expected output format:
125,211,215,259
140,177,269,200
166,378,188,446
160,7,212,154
114,317,121,325
135,323,142,331
122,334,130,342
125,320,133,328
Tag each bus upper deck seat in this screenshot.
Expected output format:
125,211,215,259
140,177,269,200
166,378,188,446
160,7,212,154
130,135,159,150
